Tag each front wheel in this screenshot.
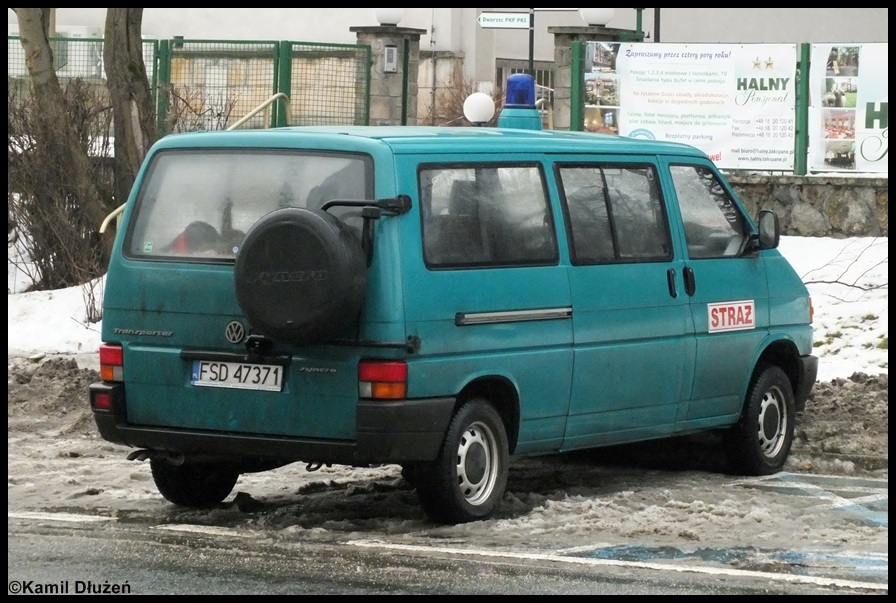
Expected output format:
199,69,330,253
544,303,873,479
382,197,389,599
724,364,795,475
150,459,239,508
415,399,509,524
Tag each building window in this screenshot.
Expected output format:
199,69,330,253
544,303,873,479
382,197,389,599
496,61,554,107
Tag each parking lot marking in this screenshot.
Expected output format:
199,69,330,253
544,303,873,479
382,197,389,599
8,511,112,523
349,540,888,591
733,472,888,527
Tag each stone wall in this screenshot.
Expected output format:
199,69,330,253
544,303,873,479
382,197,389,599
726,174,888,238
351,25,427,127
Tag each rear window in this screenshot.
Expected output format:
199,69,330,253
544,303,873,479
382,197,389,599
125,149,373,261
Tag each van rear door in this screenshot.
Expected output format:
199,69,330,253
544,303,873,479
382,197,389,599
103,146,374,441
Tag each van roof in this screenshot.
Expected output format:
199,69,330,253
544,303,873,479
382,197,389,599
154,125,709,158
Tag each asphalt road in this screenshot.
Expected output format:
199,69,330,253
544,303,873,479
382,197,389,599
8,475,888,597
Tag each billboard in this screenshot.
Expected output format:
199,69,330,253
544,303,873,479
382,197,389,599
611,43,798,171
808,43,887,173
598,41,887,174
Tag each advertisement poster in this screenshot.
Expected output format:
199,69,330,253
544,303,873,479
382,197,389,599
609,43,798,171
808,43,888,173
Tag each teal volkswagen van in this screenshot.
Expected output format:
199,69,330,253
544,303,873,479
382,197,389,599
89,124,817,524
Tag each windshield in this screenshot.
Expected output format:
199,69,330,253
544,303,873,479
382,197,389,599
126,149,372,261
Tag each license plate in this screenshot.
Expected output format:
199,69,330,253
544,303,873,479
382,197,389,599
191,360,283,392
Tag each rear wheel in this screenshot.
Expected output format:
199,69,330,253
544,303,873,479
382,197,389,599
724,364,795,475
415,399,509,524
150,459,239,508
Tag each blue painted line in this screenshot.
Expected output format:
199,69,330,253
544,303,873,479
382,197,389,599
735,472,888,528
776,472,888,528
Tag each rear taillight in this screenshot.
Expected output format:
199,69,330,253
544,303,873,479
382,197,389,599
91,391,113,411
359,360,407,400
809,297,814,323
99,343,124,382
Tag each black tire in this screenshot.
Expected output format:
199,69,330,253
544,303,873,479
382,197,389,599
150,459,239,508
724,364,795,475
415,399,509,524
234,207,367,345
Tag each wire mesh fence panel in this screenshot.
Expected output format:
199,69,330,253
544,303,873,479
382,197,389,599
8,35,158,92
8,36,372,135
288,42,372,126
164,40,280,132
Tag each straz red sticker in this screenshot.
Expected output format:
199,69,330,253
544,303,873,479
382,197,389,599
707,300,756,333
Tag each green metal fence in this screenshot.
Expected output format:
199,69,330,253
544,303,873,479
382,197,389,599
7,36,372,136
157,39,371,132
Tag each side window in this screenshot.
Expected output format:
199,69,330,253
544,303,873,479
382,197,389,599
558,164,670,264
420,165,558,268
671,164,749,259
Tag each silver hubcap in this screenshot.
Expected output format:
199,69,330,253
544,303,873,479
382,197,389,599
455,421,498,506
756,385,787,458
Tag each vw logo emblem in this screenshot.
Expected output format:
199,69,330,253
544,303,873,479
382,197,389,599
225,321,246,344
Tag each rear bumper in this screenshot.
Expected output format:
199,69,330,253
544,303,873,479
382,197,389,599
88,382,455,466
794,354,819,413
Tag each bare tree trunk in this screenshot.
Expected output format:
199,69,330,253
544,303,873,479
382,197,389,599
11,8,109,289
103,8,157,206
12,7,104,229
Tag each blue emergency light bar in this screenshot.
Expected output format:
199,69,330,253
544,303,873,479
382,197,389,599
504,73,536,107
497,73,543,131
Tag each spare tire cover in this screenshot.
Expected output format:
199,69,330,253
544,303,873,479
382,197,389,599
234,207,367,345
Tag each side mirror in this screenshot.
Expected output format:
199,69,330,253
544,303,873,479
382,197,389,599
756,209,780,250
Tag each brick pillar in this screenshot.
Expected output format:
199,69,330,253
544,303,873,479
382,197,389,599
350,25,427,126
547,26,638,131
